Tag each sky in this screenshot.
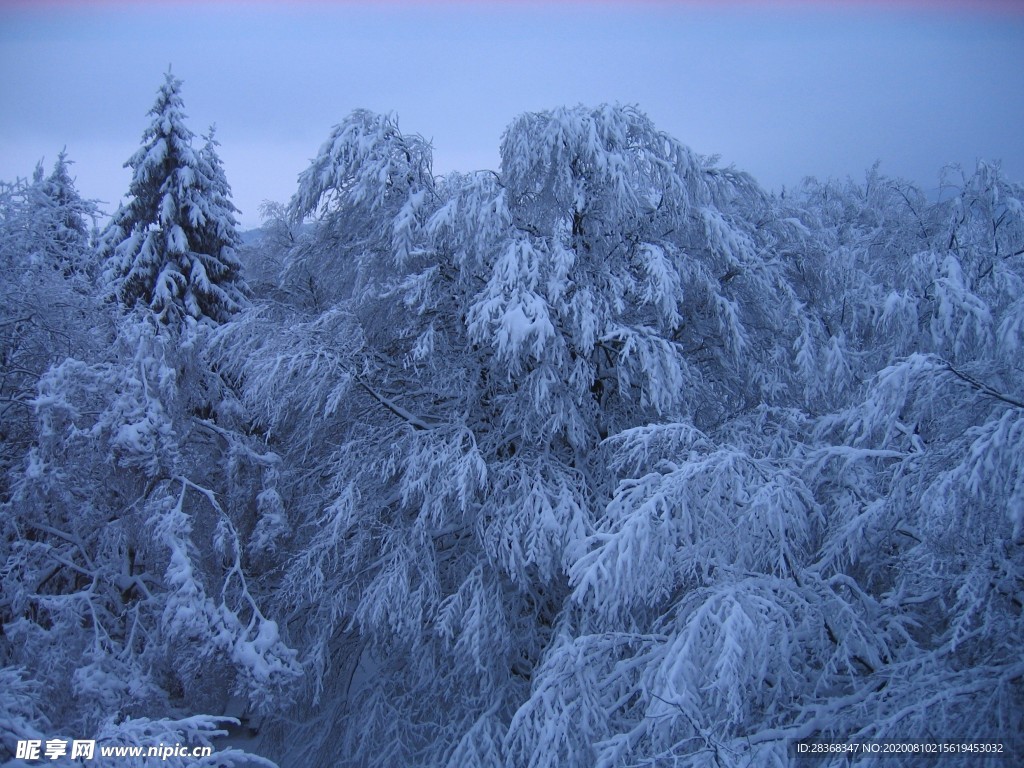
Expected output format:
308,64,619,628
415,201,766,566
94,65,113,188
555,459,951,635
1,0,1023,229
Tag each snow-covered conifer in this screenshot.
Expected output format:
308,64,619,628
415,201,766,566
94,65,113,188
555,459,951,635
102,72,247,324
34,151,95,275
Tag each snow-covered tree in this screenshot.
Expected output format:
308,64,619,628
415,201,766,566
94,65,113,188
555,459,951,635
2,309,300,752
102,72,247,324
544,162,1024,766
0,153,96,277
804,162,1024,750
0,159,103,502
214,104,818,767
2,123,287,762
31,151,97,277
234,201,304,306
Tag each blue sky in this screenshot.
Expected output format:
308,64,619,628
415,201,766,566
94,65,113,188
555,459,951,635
1,1,1022,227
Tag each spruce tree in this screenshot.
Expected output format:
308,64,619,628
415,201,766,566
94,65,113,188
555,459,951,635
197,124,243,264
103,71,247,324
35,150,95,276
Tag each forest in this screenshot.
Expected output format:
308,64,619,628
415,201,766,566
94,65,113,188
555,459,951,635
1,72,1022,767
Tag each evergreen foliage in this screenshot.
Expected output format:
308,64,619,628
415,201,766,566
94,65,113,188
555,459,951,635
102,72,247,325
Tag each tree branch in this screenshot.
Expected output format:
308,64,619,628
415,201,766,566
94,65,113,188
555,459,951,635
354,375,444,430
944,363,1024,410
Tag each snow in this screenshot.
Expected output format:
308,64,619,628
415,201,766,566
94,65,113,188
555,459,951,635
3,101,1023,768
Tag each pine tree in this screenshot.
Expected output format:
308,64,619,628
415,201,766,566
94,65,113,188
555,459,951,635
38,150,92,261
5,152,96,277
102,71,247,324
197,124,244,265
